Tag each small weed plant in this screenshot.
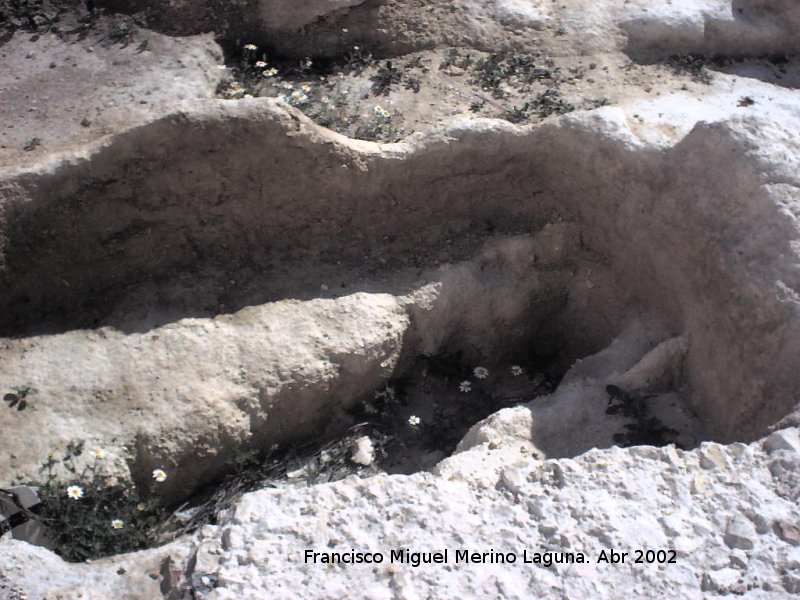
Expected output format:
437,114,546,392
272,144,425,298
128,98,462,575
343,45,373,73
3,385,35,411
354,105,404,142
474,51,552,98
372,60,402,95
667,54,713,84
605,385,680,447
33,441,172,562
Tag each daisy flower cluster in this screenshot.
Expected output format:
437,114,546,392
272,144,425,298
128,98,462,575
39,440,174,562
459,366,489,394
374,104,391,119
282,82,315,106
224,81,246,98
458,364,526,392
236,42,281,86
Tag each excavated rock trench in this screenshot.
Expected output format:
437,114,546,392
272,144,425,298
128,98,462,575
1,99,799,505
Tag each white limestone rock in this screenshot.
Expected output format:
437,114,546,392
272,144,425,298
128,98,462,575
350,436,375,466
2,433,797,598
724,515,758,550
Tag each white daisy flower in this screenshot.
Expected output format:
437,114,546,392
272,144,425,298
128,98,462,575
288,91,309,105
136,503,146,512
459,380,472,393
93,447,105,458
374,105,391,118
511,365,524,376
66,485,83,500
263,67,279,78
111,519,124,530
303,58,313,68
244,43,257,51
473,366,489,379
152,468,167,483
408,415,421,426
225,83,245,97
254,60,267,68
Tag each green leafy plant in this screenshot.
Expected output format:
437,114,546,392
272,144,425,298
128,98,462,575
404,56,428,72
23,137,42,152
667,54,713,84
103,15,138,47
474,51,551,98
372,60,402,95
501,90,574,123
3,385,35,411
354,107,405,142
605,385,680,447
404,75,422,93
587,97,611,108
529,89,574,118
32,441,172,562
343,45,373,73
505,103,531,124
439,48,473,72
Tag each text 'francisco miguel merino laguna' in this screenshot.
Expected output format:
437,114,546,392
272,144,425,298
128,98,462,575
304,548,588,568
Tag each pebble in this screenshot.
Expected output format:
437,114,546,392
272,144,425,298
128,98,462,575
699,442,729,470
701,567,741,592
774,520,800,546
724,515,757,550
729,550,748,568
764,429,800,455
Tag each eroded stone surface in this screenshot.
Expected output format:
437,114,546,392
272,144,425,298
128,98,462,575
2,430,798,599
0,293,409,499
2,96,799,495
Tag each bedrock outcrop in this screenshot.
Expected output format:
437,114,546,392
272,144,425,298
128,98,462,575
2,428,799,598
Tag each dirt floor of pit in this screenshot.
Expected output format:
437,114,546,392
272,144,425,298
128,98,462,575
3,2,796,165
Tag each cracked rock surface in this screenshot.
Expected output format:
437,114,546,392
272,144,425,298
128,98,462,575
2,430,799,598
